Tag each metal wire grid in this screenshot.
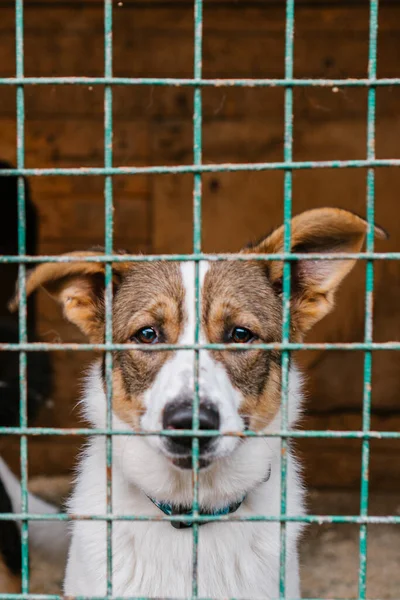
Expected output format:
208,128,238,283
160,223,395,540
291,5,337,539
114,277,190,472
0,0,398,599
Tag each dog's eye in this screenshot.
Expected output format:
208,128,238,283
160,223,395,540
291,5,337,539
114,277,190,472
230,327,255,344
132,327,159,344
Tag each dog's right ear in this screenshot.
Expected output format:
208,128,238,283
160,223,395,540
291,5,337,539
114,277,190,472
243,208,387,335
8,252,130,342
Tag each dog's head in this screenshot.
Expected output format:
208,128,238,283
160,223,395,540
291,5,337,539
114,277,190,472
11,208,386,476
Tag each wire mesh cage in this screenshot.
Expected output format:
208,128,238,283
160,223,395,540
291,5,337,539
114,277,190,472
0,0,399,599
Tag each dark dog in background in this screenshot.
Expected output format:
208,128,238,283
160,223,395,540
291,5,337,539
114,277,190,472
0,464,20,592
0,163,55,592
0,317,54,591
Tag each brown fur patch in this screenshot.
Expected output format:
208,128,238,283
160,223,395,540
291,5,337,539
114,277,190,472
239,360,282,431
203,261,283,429
111,366,145,429
111,262,185,425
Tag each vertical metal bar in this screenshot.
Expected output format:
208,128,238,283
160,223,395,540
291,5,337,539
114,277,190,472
279,1,295,598
104,0,114,596
15,0,29,593
358,1,378,597
192,0,203,596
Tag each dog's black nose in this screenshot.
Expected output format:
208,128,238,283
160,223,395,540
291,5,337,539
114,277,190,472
163,402,220,453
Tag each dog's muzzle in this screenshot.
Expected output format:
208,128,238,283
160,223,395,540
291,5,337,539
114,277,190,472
162,401,220,469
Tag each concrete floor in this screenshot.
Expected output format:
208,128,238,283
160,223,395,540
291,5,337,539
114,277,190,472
28,477,400,599
301,491,400,599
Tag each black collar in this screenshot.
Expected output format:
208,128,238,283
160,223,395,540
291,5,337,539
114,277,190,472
147,464,271,529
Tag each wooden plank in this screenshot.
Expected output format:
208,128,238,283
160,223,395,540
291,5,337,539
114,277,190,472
2,84,400,128
0,110,152,248
4,1,400,5
25,119,149,168
0,5,399,118
0,116,149,167
37,238,151,257
3,0,400,6
301,413,400,490
27,172,149,197
34,194,150,244
151,118,400,246
3,4,397,35
0,6,399,76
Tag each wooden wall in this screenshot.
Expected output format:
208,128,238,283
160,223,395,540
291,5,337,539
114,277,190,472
1,0,400,490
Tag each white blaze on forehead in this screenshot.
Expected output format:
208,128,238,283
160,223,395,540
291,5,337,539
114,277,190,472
140,260,243,448
179,260,209,344
140,261,209,430
178,260,244,446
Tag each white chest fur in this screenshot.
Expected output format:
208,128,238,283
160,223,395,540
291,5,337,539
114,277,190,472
65,443,303,599
64,366,305,599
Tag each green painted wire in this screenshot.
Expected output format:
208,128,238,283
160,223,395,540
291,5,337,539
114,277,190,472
1,2,398,599
0,252,398,263
279,0,295,596
104,0,114,595
358,1,379,596
0,427,399,440
0,341,399,352
192,0,203,595
0,76,399,87
15,0,30,593
0,158,399,177
0,512,399,525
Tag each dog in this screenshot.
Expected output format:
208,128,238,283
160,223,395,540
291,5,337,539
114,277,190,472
0,161,68,592
0,456,69,592
0,318,68,592
0,462,21,593
11,207,386,599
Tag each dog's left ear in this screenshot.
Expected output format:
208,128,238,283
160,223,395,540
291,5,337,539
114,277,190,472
244,208,387,334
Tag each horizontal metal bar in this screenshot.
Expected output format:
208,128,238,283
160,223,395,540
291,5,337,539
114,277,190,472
0,596,385,600
0,252,399,264
0,76,399,87
0,159,399,178
0,513,398,525
0,342,399,351
0,427,399,439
